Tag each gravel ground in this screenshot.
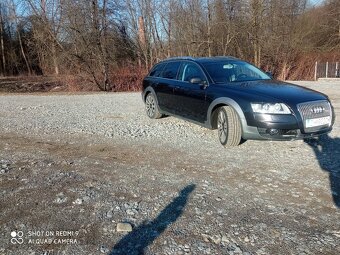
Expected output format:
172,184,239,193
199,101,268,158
0,81,339,255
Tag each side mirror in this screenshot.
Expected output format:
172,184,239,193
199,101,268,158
190,78,208,88
265,71,273,79
190,77,202,84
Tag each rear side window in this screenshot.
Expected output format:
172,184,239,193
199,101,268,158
149,63,166,77
160,62,181,79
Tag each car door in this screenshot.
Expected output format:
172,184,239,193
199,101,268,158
174,62,209,123
155,61,181,113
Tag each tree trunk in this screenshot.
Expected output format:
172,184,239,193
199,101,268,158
251,0,262,67
102,0,110,91
138,16,148,69
207,0,212,57
0,5,6,76
52,45,59,75
17,27,32,75
167,16,171,58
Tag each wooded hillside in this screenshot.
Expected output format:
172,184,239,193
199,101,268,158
0,0,339,91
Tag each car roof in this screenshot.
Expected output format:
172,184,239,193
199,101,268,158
159,56,240,64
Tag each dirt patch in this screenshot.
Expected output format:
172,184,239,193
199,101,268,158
0,132,339,255
0,76,66,93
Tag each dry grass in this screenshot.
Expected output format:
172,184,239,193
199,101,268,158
0,65,148,93
0,75,63,93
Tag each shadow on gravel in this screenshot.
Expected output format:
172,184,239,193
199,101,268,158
305,134,340,208
110,184,196,255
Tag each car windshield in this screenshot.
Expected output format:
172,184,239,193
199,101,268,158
202,61,271,83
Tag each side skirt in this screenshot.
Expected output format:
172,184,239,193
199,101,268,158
159,110,213,129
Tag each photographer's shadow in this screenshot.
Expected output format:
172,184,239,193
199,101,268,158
305,134,340,208
110,184,196,255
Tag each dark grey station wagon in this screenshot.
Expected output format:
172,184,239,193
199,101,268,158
142,57,335,146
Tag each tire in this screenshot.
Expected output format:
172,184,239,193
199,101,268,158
145,93,162,119
217,106,242,147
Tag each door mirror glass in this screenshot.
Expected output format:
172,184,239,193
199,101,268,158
190,77,203,84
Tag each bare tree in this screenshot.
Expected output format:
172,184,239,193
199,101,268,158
10,0,32,75
0,3,6,76
0,0,337,83
25,0,64,75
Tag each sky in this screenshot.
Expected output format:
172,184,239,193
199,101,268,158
310,0,325,6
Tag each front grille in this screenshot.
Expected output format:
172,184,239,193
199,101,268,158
297,100,332,133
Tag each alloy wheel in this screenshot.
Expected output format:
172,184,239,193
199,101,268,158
218,110,228,144
146,94,156,118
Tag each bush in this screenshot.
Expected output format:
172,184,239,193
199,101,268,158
110,65,147,92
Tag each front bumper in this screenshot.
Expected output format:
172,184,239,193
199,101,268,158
242,111,334,141
256,126,332,140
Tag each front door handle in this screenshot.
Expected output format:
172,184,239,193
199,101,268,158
173,86,180,92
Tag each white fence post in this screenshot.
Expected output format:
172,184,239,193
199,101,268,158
336,62,339,78
326,62,328,78
314,61,318,81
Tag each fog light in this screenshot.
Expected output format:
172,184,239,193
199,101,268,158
268,129,279,135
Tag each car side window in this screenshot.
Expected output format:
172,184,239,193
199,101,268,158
149,63,166,77
178,62,206,82
160,62,181,79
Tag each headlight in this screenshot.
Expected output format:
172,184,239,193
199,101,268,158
251,103,291,114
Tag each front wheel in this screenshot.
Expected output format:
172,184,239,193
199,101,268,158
217,106,242,147
145,93,162,119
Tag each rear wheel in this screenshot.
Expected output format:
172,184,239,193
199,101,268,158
145,93,162,119
217,106,242,147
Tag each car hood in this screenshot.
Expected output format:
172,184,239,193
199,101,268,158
228,80,328,104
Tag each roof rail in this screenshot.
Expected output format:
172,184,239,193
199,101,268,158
214,56,239,59
161,56,196,61
159,55,240,62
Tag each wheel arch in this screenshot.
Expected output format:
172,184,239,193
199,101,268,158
207,98,247,132
143,86,158,104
